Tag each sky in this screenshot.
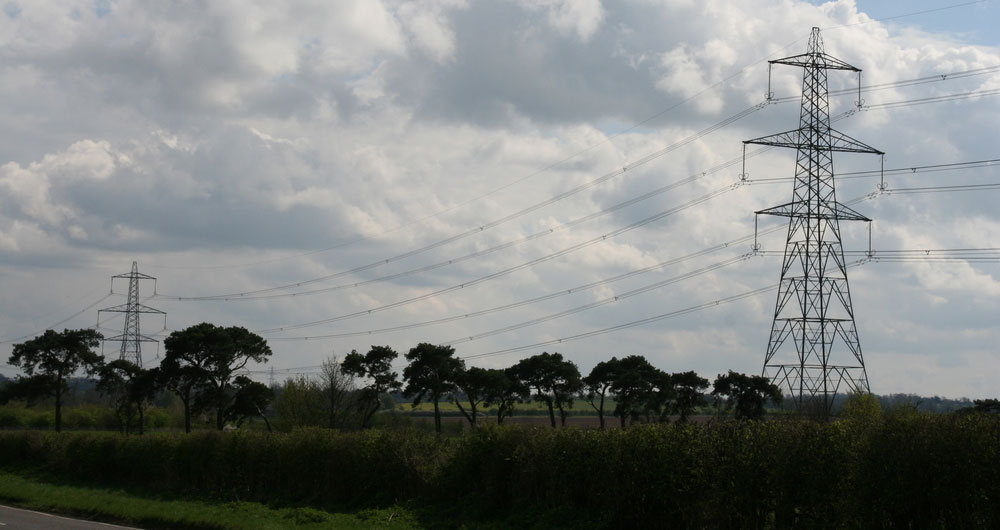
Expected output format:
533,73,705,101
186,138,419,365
1,0,998,399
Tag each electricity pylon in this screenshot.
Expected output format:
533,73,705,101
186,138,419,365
745,28,883,415
98,261,165,367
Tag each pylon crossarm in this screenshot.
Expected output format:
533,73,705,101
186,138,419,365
745,128,884,154
744,129,801,149
825,201,871,222
102,333,160,343
756,201,870,222
827,129,884,154
100,304,165,314
769,52,860,72
112,272,156,281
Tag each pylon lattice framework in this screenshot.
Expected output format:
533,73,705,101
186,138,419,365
98,261,165,367
745,28,883,413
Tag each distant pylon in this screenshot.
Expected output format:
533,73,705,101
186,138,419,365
745,28,883,415
98,261,166,367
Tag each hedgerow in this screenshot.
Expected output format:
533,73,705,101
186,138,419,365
0,413,996,529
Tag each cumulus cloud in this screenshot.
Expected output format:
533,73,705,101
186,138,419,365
0,0,998,399
518,0,606,41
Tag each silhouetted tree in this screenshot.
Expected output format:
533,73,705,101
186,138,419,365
161,323,228,433
583,357,620,429
610,355,660,427
712,371,782,420
6,329,103,431
482,367,527,424
342,345,401,428
513,352,582,427
226,375,273,431
671,370,710,422
163,323,271,430
643,370,677,423
453,366,494,427
97,359,158,434
971,398,1000,414
403,343,462,433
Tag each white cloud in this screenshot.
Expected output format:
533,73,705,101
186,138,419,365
518,0,606,41
0,0,998,399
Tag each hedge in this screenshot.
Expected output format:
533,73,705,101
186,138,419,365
0,413,996,529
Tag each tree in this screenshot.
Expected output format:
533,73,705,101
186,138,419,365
341,346,401,428
97,359,158,435
155,360,205,433
513,352,582,428
481,367,527,424
971,398,1000,414
403,343,463,433
583,357,620,429
671,370,710,422
274,376,325,428
161,323,217,432
840,391,882,426
649,370,678,423
711,371,783,421
452,366,498,427
610,355,660,427
225,375,273,431
6,329,103,432
163,323,272,430
320,355,357,429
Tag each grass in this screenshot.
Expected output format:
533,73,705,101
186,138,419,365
397,400,616,414
0,470,425,529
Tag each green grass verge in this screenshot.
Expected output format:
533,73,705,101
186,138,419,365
0,470,425,529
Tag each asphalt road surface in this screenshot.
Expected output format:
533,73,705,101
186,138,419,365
0,504,141,530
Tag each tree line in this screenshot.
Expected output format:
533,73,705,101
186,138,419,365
2,325,271,433
344,345,784,432
2,324,786,434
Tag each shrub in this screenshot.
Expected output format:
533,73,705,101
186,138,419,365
0,418,995,528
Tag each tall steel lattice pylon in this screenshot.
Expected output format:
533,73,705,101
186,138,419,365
98,261,166,367
744,28,883,415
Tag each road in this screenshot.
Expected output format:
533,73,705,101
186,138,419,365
0,504,141,530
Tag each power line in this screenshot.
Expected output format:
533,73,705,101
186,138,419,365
265,245,774,342
882,182,1000,194
0,292,114,345
746,158,1000,185
145,34,823,273
757,247,1000,261
162,76,992,293
161,82,999,302
825,0,988,29
863,87,1000,110
440,253,754,347
179,154,991,336
158,101,770,300
769,64,1000,104
460,285,775,361
165,149,764,304
248,181,745,333
458,258,869,361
